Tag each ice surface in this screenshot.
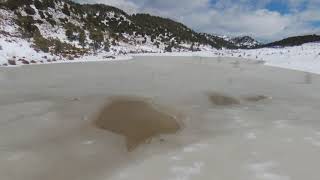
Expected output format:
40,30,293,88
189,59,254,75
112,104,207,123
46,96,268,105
0,57,320,180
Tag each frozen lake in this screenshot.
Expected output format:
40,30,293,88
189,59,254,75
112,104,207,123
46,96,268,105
0,56,320,180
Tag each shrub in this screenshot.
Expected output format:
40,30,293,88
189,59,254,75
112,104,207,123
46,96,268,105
51,38,83,55
16,15,39,38
104,40,110,52
65,29,75,41
64,22,79,41
165,46,172,52
153,41,160,48
42,0,55,9
33,33,50,53
4,0,31,10
190,43,195,51
38,11,45,19
89,28,104,50
59,18,68,23
24,5,36,15
35,19,43,24
54,39,63,54
45,12,52,19
0,0,5,7
111,40,116,46
151,35,156,42
79,30,86,47
142,37,147,44
34,0,44,10
46,18,56,26
62,3,70,16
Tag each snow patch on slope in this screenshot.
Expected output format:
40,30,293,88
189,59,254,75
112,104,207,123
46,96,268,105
226,43,320,74
0,36,54,66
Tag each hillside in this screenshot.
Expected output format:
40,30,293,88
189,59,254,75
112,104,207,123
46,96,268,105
1,0,319,67
0,0,263,65
230,36,260,48
261,34,320,48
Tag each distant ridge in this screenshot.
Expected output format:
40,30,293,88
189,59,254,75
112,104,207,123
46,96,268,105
261,34,320,48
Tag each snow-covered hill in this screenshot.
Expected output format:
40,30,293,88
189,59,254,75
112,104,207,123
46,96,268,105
229,36,260,48
0,0,320,74
0,0,262,65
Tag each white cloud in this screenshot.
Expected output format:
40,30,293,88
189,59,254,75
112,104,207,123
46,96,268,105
73,0,320,41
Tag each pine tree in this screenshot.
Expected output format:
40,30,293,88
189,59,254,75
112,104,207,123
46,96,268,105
79,30,86,48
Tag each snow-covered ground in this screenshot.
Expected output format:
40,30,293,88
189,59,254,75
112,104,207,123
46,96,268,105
0,33,131,66
133,43,320,74
1,18,320,74
0,36,55,65
227,43,320,74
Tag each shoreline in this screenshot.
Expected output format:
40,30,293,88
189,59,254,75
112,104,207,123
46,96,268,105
1,46,320,74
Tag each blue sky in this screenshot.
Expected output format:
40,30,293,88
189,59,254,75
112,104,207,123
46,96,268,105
265,1,291,14
75,0,320,41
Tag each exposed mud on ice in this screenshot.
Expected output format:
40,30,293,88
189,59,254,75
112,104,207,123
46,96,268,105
94,97,181,151
208,92,240,106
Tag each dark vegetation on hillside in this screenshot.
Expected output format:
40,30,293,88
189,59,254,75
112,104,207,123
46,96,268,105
231,36,259,48
1,0,318,54
261,35,320,48
1,0,252,53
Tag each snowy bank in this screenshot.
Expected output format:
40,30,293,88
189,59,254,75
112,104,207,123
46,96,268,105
133,43,320,74
1,31,320,75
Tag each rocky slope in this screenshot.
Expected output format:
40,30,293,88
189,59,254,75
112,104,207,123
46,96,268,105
0,0,261,64
1,0,318,66
230,36,260,48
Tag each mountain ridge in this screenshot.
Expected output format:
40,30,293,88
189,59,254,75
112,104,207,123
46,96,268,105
0,0,260,57
261,34,320,48
0,0,319,63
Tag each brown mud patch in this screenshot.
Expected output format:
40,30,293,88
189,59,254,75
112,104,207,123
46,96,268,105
244,95,269,102
208,93,240,106
94,97,181,151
